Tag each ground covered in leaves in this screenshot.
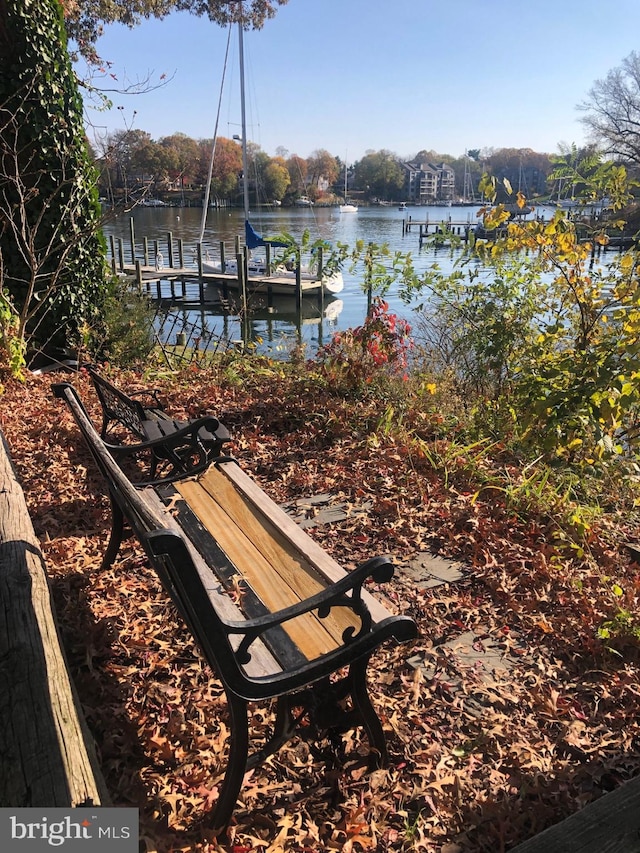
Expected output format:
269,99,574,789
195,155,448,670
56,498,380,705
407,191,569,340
2,364,640,852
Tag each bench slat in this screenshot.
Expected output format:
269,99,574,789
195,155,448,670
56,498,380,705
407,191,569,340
140,487,282,680
176,473,355,660
217,462,395,625
196,466,362,631
155,482,309,671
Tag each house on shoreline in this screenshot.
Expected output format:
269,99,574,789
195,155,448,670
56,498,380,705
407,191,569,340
403,160,455,204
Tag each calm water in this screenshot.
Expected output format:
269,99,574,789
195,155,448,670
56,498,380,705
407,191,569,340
102,203,488,355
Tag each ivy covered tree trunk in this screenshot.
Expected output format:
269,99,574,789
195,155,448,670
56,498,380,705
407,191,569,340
0,0,108,361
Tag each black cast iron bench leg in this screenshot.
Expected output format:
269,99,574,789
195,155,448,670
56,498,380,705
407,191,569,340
210,691,251,835
246,695,297,770
350,655,388,768
102,495,125,571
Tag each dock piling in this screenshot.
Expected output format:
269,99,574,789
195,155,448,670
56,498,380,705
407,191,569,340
167,232,174,268
238,249,247,316
196,243,204,303
129,217,135,264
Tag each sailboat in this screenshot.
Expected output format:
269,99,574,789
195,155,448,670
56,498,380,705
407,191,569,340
339,161,358,213
200,13,343,295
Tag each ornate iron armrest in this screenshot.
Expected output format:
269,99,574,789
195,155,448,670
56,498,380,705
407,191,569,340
106,416,226,484
225,556,395,664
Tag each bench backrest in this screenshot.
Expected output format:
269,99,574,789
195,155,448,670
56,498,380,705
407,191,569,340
85,366,148,439
53,383,164,535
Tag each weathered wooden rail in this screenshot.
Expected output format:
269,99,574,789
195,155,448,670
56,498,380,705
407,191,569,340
509,773,640,852
0,430,108,807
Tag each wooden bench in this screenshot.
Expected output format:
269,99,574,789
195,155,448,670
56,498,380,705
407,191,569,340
52,381,418,834
85,365,231,480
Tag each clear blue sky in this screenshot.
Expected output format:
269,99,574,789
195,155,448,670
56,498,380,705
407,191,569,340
80,0,640,162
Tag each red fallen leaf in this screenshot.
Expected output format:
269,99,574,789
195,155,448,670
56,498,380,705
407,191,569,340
193,783,219,809
572,702,589,721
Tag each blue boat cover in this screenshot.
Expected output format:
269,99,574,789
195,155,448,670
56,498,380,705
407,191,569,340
245,220,290,250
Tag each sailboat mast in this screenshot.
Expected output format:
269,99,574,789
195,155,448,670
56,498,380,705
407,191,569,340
238,11,250,222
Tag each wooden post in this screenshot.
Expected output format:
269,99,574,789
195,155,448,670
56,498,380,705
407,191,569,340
135,259,143,292
295,257,302,314
117,237,124,271
316,246,324,313
220,241,226,273
265,243,271,277
238,250,247,317
0,431,108,807
167,232,174,268
129,217,135,264
143,236,149,266
197,243,205,303
178,238,184,268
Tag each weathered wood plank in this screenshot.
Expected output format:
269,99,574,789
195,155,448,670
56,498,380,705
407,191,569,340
176,474,352,659
0,431,108,807
509,774,640,852
140,486,283,679
209,462,395,625
158,487,308,670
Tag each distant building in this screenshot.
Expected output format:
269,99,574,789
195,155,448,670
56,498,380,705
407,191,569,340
403,161,455,203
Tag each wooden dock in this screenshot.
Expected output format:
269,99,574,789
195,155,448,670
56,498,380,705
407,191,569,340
118,262,327,303
402,215,475,246
107,221,331,310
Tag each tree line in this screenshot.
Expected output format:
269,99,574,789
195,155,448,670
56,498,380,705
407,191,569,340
94,128,563,207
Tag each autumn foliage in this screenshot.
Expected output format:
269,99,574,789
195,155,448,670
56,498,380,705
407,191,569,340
316,298,413,393
1,357,640,852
